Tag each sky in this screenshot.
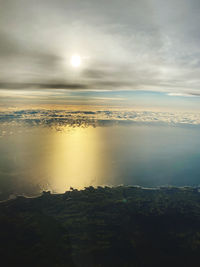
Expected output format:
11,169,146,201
1,0,200,110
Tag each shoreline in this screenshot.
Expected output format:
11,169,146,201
1,184,200,203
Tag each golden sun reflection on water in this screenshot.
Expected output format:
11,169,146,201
48,126,105,192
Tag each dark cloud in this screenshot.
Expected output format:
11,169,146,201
0,82,87,90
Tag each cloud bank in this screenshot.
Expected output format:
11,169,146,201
1,109,200,137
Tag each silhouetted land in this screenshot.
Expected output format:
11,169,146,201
1,186,200,267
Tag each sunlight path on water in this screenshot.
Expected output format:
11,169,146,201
48,126,108,192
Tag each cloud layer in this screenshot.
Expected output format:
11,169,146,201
1,109,200,138
1,0,200,95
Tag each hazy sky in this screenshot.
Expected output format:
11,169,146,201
1,0,200,97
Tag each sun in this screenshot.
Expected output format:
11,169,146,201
70,54,81,68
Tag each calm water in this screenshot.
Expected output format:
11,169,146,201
1,121,200,199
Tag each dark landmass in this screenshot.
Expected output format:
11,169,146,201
1,186,200,267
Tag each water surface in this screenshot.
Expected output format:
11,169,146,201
1,117,200,198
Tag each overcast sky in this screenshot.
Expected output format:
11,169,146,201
1,0,200,96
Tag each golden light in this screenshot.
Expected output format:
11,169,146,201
48,126,103,191
70,54,81,68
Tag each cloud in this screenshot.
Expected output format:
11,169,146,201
168,92,200,97
1,109,200,134
0,82,87,90
168,93,197,97
1,0,200,95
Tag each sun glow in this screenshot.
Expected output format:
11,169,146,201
70,54,81,68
